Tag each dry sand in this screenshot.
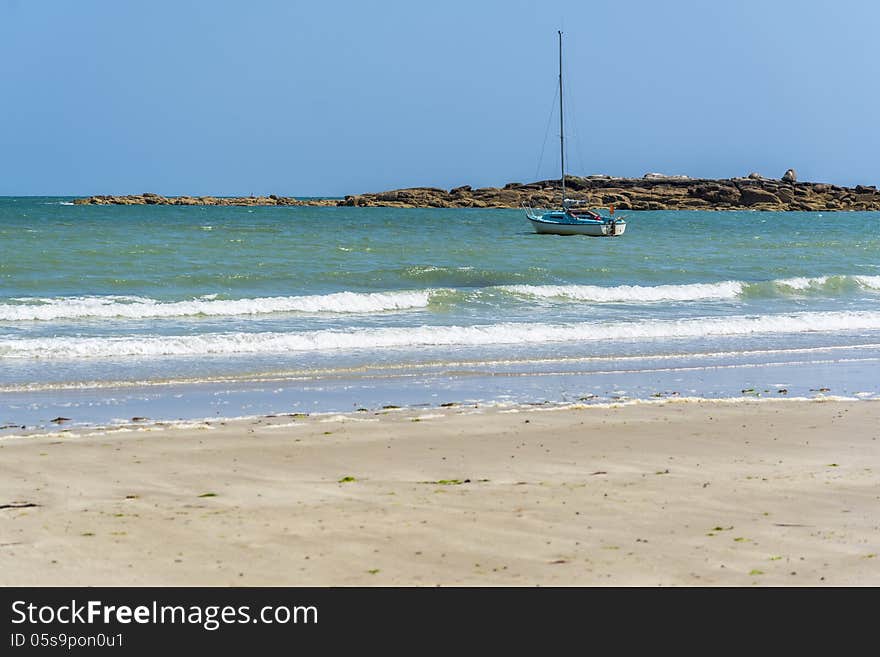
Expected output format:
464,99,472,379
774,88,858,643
1,399,878,586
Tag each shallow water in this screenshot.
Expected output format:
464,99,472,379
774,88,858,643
1,198,878,428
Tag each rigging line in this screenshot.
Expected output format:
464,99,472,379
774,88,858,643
534,80,559,182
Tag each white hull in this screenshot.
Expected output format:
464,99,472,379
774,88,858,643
528,217,626,237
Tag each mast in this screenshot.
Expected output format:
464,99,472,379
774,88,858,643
558,30,565,208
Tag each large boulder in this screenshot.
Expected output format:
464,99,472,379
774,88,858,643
692,184,741,204
739,186,781,206
775,187,795,203
747,172,763,180
782,168,797,183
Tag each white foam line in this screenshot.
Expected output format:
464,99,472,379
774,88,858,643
499,281,743,302
2,341,880,393
3,275,879,324
0,290,437,321
499,275,880,303
5,310,880,360
259,421,307,430
487,356,880,378
505,395,865,411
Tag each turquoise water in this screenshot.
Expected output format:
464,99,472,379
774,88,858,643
2,197,879,429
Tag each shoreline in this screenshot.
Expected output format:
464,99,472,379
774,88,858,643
1,393,874,440
69,175,880,211
4,338,880,435
2,398,878,586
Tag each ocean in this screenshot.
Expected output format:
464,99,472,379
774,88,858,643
2,197,879,431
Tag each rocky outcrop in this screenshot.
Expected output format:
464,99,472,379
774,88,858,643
73,174,880,211
73,193,339,207
338,176,880,211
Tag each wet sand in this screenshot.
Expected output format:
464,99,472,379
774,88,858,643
1,399,878,586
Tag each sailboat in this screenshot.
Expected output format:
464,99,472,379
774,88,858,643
524,31,626,237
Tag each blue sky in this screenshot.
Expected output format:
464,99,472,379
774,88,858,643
2,0,878,195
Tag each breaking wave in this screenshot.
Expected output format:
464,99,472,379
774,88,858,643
2,275,879,322
499,281,743,302
3,310,880,359
0,290,436,321
500,275,880,303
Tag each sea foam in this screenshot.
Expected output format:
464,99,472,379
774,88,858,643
499,281,744,302
3,310,880,360
500,275,880,303
3,275,878,322
0,290,435,321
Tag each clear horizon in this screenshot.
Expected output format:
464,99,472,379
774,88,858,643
2,0,878,196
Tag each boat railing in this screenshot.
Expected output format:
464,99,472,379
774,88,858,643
521,201,546,220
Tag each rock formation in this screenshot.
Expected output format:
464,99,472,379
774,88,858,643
73,174,880,211
73,194,339,207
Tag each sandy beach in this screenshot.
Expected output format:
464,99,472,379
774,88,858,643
1,399,877,586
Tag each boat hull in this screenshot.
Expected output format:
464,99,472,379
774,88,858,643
528,216,626,237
